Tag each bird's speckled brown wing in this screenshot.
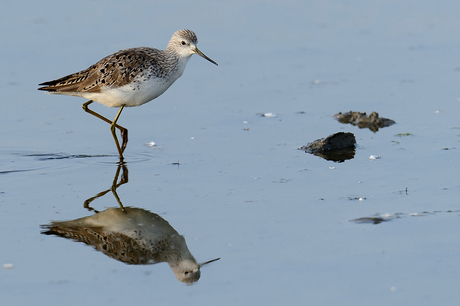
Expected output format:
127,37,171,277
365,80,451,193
41,224,168,265
38,47,164,93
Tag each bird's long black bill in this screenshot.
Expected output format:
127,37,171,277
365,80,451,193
199,257,221,267
194,48,218,66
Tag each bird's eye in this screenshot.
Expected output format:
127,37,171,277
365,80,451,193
181,41,186,45
184,271,189,275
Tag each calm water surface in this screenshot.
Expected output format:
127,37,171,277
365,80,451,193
1,1,460,305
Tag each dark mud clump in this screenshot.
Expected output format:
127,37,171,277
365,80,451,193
299,132,356,162
334,111,395,132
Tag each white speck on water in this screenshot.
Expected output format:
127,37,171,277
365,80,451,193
369,155,381,160
311,80,328,85
243,121,249,124
191,137,195,140
3,263,13,269
390,286,397,292
261,112,277,118
146,141,156,147
329,167,336,170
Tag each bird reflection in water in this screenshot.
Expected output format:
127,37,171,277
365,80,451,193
41,163,219,283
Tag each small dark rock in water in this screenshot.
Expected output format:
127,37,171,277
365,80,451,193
299,132,356,162
334,111,395,132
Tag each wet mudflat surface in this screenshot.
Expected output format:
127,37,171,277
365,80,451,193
2,1,460,305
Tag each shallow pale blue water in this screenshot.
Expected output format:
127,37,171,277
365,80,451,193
2,1,460,305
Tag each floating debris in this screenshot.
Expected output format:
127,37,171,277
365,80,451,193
146,141,156,147
369,155,381,160
350,209,460,225
299,132,356,162
352,217,387,224
257,112,277,118
395,133,412,137
334,111,395,132
348,196,366,201
273,178,291,183
3,263,13,269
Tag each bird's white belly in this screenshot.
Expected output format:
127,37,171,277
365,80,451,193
81,77,176,108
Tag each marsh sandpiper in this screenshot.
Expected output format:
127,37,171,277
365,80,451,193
38,29,217,160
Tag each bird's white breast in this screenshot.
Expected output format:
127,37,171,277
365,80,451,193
80,56,190,108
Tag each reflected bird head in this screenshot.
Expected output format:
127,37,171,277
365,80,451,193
172,257,220,283
172,259,201,283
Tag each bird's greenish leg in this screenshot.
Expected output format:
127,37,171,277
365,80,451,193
110,105,125,160
82,101,128,159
